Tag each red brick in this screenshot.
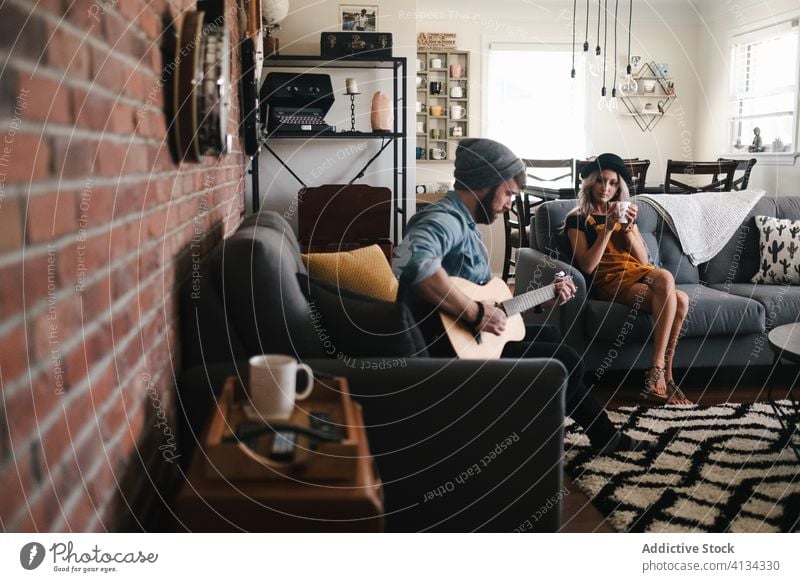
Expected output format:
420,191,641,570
0,452,37,527
66,0,105,33
0,323,30,383
47,25,92,79
51,136,95,180
0,253,55,318
71,87,113,132
108,102,136,135
0,132,50,184
139,8,161,41
95,141,128,177
0,3,48,63
4,375,62,453
90,47,123,93
26,191,77,244
0,197,24,252
16,74,72,126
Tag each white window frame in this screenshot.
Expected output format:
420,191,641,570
726,17,800,165
481,38,590,158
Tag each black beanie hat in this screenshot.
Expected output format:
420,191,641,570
454,138,525,191
579,153,633,186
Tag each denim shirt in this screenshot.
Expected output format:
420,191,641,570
394,191,491,303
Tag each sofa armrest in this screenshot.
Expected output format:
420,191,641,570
178,357,566,532
515,248,587,346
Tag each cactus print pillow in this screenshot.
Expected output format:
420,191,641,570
751,216,800,284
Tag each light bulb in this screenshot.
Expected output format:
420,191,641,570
597,94,608,111
619,64,638,95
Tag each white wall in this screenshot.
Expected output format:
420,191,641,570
695,0,800,196
253,0,417,238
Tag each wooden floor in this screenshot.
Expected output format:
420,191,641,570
558,365,799,532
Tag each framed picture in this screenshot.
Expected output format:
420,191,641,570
340,5,377,32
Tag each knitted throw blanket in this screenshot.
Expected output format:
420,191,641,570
637,189,765,265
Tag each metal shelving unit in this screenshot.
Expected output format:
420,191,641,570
252,55,408,243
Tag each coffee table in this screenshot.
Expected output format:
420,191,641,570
767,323,800,461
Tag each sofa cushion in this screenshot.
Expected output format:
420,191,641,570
700,197,779,284
584,284,765,341
710,283,800,329
297,273,428,358
750,216,800,284
301,244,399,301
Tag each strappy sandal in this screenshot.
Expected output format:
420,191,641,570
665,379,693,405
640,365,669,403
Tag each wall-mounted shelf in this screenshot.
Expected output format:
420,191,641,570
619,61,677,132
415,49,471,161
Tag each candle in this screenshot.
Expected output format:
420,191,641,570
346,78,358,94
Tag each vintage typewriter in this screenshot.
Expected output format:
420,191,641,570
260,73,336,135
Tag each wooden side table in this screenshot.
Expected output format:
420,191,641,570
173,377,384,532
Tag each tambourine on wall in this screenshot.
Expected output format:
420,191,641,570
171,10,232,163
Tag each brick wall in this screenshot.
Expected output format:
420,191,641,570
0,0,246,531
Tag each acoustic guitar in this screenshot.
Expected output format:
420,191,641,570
438,277,565,359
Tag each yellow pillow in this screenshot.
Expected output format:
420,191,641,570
301,245,399,302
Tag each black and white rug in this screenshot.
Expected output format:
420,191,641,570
564,401,800,532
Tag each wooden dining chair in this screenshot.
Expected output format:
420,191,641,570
664,159,738,193
575,158,649,195
716,158,757,190
503,158,574,281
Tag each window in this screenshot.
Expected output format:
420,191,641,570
487,43,586,159
728,20,799,153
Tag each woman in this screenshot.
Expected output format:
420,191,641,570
565,154,691,404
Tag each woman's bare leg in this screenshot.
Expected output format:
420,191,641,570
620,270,677,396
663,289,691,403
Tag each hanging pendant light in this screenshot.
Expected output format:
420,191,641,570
609,0,619,110
571,0,577,77
619,0,638,95
583,0,590,51
595,0,602,56
598,0,609,110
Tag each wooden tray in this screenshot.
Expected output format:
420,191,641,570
203,376,361,482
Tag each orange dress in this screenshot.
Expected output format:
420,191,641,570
581,214,655,302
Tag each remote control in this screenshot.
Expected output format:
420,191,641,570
309,411,341,441
270,430,297,462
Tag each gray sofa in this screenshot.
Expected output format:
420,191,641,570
177,211,567,532
515,195,800,374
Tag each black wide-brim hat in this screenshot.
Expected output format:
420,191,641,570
579,153,633,186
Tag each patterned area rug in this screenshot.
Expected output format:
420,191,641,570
564,401,800,532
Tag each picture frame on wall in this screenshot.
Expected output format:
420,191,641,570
341,5,378,31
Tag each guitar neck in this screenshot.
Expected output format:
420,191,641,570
501,283,556,316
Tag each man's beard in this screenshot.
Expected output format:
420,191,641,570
475,186,498,225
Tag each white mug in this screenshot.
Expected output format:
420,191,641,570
449,85,463,98
416,121,425,133
416,101,423,113
450,105,464,119
616,201,631,223
430,147,446,160
248,354,314,421
416,58,425,71
430,57,443,69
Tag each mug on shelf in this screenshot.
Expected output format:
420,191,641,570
449,85,463,98
430,128,443,140
450,105,465,119
416,76,423,88
416,100,424,113
416,121,425,134
415,146,425,160
451,125,463,137
449,63,463,78
430,57,443,69
416,58,425,71
430,147,446,160
429,105,444,116
429,81,443,95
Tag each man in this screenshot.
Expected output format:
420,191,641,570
395,138,649,455
355,9,369,31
